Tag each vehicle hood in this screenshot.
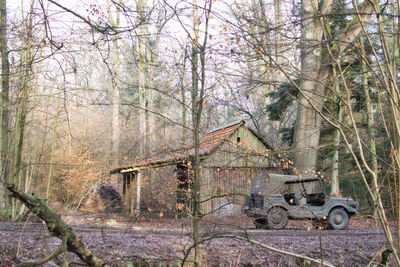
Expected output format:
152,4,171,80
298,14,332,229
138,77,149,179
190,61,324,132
327,196,358,209
327,196,353,201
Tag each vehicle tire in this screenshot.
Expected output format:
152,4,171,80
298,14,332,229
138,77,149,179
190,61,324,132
328,208,349,230
266,207,288,230
254,218,268,229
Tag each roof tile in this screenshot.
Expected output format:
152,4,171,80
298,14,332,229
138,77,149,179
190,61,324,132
110,120,244,173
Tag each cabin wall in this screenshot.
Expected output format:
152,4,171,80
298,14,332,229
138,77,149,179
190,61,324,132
202,125,271,168
119,125,274,217
199,125,274,216
140,165,177,214
200,166,274,216
121,172,136,214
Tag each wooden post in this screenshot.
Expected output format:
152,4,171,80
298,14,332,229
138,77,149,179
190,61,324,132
122,173,130,213
135,171,141,216
130,172,135,216
122,174,126,195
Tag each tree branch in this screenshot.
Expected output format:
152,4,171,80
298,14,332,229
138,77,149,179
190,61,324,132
47,0,114,34
7,185,109,267
15,243,65,267
334,0,378,56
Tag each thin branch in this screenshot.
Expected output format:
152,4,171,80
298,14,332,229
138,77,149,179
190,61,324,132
181,234,334,267
15,242,65,267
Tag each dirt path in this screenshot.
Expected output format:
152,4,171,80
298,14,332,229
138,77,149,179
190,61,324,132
0,216,395,266
0,221,387,236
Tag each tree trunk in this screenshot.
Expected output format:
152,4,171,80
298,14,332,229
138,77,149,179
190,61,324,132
360,37,377,173
145,35,154,150
109,0,122,168
330,67,342,195
111,50,120,167
181,46,188,145
360,36,378,216
137,0,148,157
270,0,284,147
8,186,109,267
293,0,327,172
191,0,200,265
253,0,274,145
12,0,34,219
0,0,9,218
135,0,148,217
46,91,62,200
191,2,212,266
293,0,377,172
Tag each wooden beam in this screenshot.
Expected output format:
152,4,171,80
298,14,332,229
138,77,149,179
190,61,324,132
114,156,200,174
121,167,140,173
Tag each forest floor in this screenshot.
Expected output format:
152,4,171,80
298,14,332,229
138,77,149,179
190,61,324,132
0,213,396,266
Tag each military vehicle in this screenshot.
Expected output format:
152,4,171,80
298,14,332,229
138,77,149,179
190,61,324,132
243,174,358,230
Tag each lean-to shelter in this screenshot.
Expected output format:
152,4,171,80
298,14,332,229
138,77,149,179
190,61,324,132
110,120,276,216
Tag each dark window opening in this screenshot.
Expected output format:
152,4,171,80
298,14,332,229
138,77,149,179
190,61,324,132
176,163,190,206
237,137,241,143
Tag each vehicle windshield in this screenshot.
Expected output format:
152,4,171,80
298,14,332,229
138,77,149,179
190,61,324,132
302,180,324,194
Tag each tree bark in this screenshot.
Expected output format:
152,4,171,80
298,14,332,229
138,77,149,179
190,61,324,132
180,46,188,145
135,0,149,217
191,2,212,266
137,0,148,157
360,36,378,216
191,1,200,265
46,91,62,200
293,0,327,172
108,0,122,168
7,186,109,267
12,0,34,219
0,0,9,218
360,38,377,170
330,67,342,195
293,0,377,172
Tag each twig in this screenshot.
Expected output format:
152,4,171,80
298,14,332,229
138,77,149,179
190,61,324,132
181,234,334,267
319,228,324,266
15,242,65,267
367,245,385,267
17,212,32,257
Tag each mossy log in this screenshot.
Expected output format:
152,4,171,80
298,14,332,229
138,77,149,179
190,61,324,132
7,185,109,267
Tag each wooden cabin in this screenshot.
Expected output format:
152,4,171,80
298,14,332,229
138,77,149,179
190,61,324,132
110,120,275,216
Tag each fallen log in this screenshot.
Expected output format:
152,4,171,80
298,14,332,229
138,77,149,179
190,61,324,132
7,185,109,267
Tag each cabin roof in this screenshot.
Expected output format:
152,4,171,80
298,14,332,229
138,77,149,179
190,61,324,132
199,120,244,154
110,120,271,174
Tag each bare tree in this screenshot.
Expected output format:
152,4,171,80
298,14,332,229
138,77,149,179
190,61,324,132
109,0,122,168
275,1,400,261
293,0,377,172
0,0,9,218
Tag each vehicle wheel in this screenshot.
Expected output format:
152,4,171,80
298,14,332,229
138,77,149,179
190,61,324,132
266,207,288,230
254,218,268,229
328,208,349,230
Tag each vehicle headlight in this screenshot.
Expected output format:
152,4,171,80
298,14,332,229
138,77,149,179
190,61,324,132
349,199,358,209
